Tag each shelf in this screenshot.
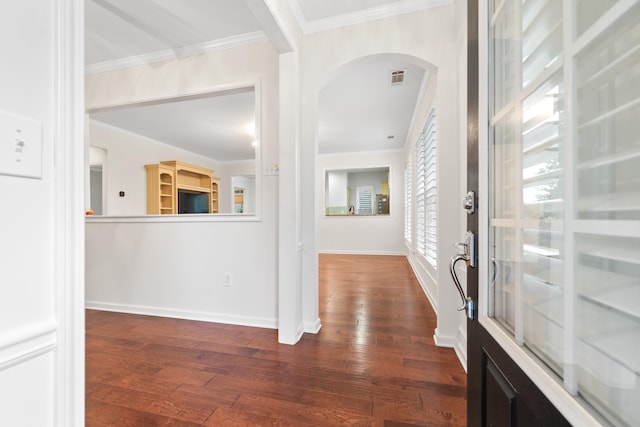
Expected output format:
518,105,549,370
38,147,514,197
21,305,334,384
580,284,640,321
577,41,640,89
176,184,210,193
577,97,640,130
577,145,640,170
577,266,636,295
580,327,640,375
577,191,640,213
578,241,640,266
576,337,638,390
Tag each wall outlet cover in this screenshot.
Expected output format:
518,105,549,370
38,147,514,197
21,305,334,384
0,110,43,179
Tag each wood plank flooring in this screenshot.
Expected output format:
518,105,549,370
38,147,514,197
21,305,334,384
86,254,467,426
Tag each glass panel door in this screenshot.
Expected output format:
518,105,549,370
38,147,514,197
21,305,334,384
487,1,640,425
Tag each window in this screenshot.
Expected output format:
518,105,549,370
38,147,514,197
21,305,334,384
415,108,437,267
324,168,390,216
488,2,640,425
404,163,412,243
356,186,373,214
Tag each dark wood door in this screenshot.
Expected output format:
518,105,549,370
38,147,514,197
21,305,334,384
465,1,569,425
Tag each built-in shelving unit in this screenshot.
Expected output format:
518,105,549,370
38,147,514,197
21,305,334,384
145,161,219,214
211,178,219,214
144,164,175,214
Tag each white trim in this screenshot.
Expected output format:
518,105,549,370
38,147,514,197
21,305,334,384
85,214,262,223
0,321,58,371
454,323,468,373
481,318,604,426
85,31,269,75
318,250,405,256
433,328,456,347
54,0,85,426
85,301,278,330
290,0,454,34
304,318,322,334
406,254,438,313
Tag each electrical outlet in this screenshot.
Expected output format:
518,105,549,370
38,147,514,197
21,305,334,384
223,273,232,287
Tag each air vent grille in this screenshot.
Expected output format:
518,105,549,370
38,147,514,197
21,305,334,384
390,70,405,85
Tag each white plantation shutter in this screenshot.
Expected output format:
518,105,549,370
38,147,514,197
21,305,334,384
356,186,373,215
423,110,437,267
415,133,427,257
404,163,412,243
415,108,437,268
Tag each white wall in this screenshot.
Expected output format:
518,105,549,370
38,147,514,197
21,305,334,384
88,120,223,216
318,150,405,254
85,41,281,329
300,4,463,353
0,1,63,425
85,217,278,327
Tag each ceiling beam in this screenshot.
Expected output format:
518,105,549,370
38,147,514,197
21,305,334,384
244,0,299,53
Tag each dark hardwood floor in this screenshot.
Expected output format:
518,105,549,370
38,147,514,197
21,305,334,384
86,254,467,426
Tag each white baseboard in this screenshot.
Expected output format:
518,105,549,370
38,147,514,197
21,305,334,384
85,301,278,330
406,254,438,314
318,250,405,256
304,318,322,334
0,321,57,371
433,327,456,348
454,338,467,373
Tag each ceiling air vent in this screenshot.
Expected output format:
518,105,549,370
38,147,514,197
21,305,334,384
390,70,405,85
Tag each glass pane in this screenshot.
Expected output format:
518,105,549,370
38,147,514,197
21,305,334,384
491,0,518,114
491,226,516,333
522,0,563,87
522,72,564,221
575,4,640,220
522,224,564,375
576,234,640,427
493,111,517,219
576,0,619,38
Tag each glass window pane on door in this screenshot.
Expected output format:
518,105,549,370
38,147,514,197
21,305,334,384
488,1,640,425
573,4,640,425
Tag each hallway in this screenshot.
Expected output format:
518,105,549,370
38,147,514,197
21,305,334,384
86,254,467,426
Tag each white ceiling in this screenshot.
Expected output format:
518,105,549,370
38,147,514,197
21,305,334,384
319,59,426,154
90,88,256,162
85,0,434,160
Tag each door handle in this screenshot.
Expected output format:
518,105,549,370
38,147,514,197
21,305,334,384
449,231,476,320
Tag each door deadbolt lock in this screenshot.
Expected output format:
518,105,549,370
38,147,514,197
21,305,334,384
463,191,476,215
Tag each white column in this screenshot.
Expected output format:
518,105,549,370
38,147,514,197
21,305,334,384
278,50,304,344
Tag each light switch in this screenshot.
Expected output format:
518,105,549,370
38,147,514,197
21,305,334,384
0,110,43,179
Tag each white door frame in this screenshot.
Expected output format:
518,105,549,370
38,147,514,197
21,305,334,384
53,0,85,425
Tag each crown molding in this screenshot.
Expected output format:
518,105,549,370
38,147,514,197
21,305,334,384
85,31,268,75
291,0,454,34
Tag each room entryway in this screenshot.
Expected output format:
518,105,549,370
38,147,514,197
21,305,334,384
86,254,466,425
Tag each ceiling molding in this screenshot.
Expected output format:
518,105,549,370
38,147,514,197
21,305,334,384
291,0,454,34
85,31,269,75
